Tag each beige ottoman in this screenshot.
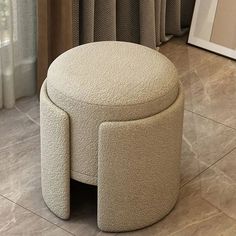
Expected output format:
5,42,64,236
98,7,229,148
40,41,184,232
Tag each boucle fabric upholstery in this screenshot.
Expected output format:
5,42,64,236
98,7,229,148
98,87,184,231
40,41,184,232
40,81,70,219
47,41,179,185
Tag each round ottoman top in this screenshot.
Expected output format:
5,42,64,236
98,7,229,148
47,41,179,111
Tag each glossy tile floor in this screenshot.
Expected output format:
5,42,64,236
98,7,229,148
1,36,236,235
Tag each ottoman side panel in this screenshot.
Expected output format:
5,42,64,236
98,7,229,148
97,87,184,232
40,81,70,219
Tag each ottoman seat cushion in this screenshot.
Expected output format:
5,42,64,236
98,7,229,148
46,41,179,185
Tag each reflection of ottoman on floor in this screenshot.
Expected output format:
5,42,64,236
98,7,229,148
40,41,184,232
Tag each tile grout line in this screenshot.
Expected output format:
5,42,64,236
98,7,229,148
15,105,40,126
0,193,76,236
181,146,236,189
203,198,236,224
184,108,236,131
0,134,40,152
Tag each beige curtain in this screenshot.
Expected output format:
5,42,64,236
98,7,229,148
72,0,195,48
37,0,195,91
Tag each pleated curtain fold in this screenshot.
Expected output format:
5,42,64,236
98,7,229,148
75,0,194,48
37,0,195,91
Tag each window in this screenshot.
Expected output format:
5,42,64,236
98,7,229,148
0,0,10,44
0,0,17,47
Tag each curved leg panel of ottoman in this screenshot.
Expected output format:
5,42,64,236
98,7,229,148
40,81,70,219
97,89,184,232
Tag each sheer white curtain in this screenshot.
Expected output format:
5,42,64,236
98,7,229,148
0,0,36,109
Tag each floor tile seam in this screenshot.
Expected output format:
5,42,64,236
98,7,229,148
184,109,236,131
203,197,236,223
0,193,76,236
0,134,40,152
15,105,40,126
180,147,236,189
